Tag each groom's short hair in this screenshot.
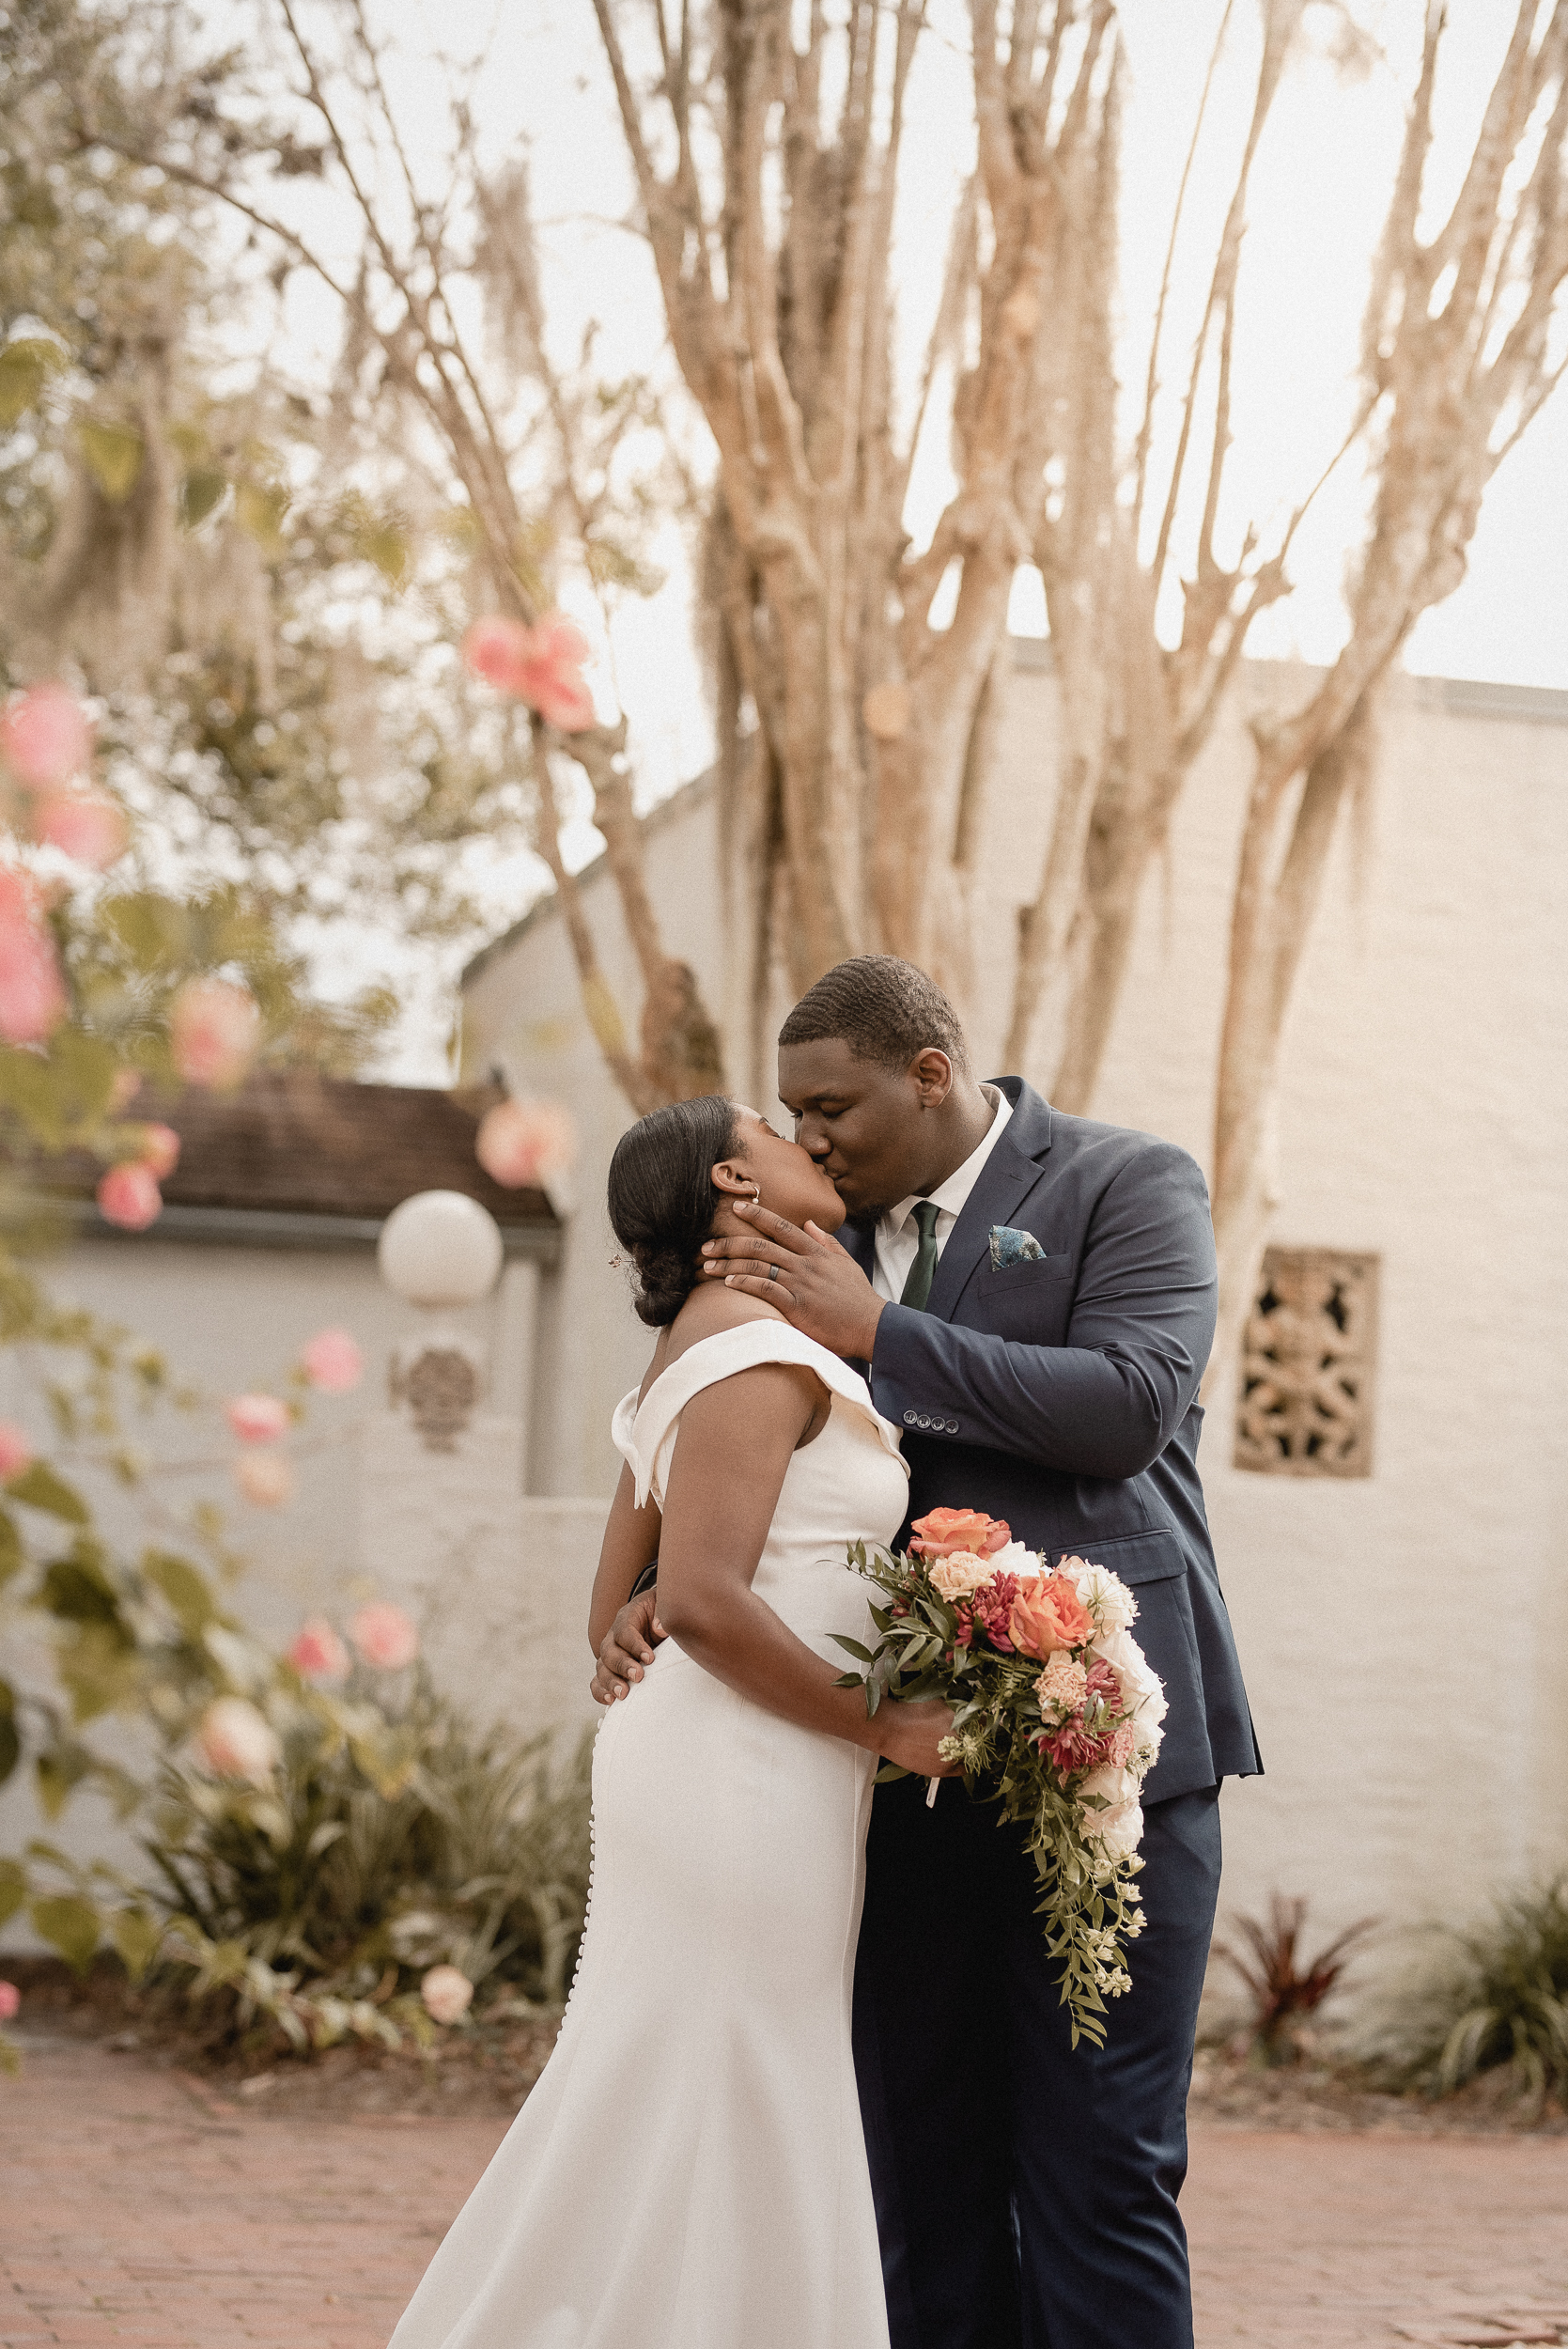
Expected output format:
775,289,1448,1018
779,956,970,1075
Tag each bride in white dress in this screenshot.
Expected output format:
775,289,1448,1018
389,1097,955,2349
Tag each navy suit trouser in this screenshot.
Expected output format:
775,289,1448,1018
852,1775,1222,2349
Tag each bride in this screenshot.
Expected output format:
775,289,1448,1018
389,1096,955,2349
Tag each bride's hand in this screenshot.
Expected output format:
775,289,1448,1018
872,1697,961,1779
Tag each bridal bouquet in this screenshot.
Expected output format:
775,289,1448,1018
833,1508,1166,2047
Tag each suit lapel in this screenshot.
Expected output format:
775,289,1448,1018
924,1081,1054,1323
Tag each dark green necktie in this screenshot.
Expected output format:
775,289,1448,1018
899,1200,942,1312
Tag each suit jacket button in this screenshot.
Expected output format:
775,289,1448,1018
903,1410,917,1426
946,1420,960,1434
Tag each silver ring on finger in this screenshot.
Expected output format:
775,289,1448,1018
768,1263,780,1282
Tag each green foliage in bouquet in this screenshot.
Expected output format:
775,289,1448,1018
833,1540,1154,2052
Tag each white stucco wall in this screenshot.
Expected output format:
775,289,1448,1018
458,651,1568,1992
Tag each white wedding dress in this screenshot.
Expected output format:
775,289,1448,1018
389,1321,909,2349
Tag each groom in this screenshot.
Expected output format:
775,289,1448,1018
598,954,1260,2349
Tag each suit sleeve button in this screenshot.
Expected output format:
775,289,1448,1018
903,1409,917,1426
946,1420,960,1434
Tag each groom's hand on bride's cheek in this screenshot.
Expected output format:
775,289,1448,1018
699,1203,885,1359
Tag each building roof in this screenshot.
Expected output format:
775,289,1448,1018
35,1074,560,1258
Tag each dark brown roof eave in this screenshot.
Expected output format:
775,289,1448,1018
52,1198,561,1264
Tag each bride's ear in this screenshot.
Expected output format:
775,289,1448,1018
711,1157,759,1202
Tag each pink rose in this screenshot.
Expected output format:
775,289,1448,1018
194,1696,281,1784
349,1600,418,1670
908,1507,1013,1561
97,1162,162,1231
226,1393,290,1444
169,978,260,1088
420,1965,474,2026
0,868,67,1044
461,612,595,731
0,1421,33,1482
474,1097,578,1189
461,614,532,692
299,1327,363,1392
233,1450,293,1507
287,1617,350,1686
134,1123,181,1180
0,1980,19,2023
33,790,128,869
1008,1572,1094,1661
0,683,92,789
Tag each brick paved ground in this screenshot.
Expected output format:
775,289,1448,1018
5,2035,1567,2347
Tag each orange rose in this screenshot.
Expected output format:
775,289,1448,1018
1008,1572,1094,1660
909,1507,1012,1560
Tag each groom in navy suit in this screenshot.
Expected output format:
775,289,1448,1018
598,954,1260,2349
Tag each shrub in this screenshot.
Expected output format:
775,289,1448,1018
1213,1893,1375,2064
143,1667,593,2025
1396,1877,1568,2113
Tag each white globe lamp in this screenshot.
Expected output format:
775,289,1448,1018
378,1191,504,1450
379,1190,504,1309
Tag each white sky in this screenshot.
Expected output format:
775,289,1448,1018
194,0,1568,1073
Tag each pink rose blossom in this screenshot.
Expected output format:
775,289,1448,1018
0,1980,19,2023
420,1965,474,2025
474,1097,578,1190
0,867,67,1044
461,612,595,731
33,791,128,869
226,1393,290,1444
287,1616,350,1686
461,614,532,692
0,683,92,789
349,1600,419,1671
194,1696,281,1784
97,1162,162,1231
233,1450,294,1508
134,1122,180,1180
0,1422,33,1481
299,1327,363,1392
169,978,260,1088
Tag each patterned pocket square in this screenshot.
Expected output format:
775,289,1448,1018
988,1223,1047,1269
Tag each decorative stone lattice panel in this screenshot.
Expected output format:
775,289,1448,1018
1234,1246,1379,1477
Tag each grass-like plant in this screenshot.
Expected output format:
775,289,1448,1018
1214,1893,1376,2064
138,1669,594,2047
1397,1877,1568,2114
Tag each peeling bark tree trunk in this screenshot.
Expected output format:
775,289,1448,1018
595,0,1121,1014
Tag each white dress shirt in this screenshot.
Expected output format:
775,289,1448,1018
871,1084,1014,1304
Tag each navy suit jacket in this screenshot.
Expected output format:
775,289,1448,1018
846,1078,1261,1804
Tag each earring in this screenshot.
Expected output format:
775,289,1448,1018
745,1183,762,1207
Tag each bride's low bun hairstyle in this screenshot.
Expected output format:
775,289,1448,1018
608,1095,741,1328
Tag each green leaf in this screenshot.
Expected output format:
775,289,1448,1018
29,1893,102,1975
141,1550,219,1636
110,1906,164,1983
79,418,146,504
101,891,192,972
0,336,69,430
179,468,227,529
35,1744,90,1816
235,479,289,553
8,1461,89,1524
39,1543,120,1624
872,1763,912,1784
55,1626,142,1724
0,1858,24,1929
828,1635,874,1662
0,1509,21,1595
